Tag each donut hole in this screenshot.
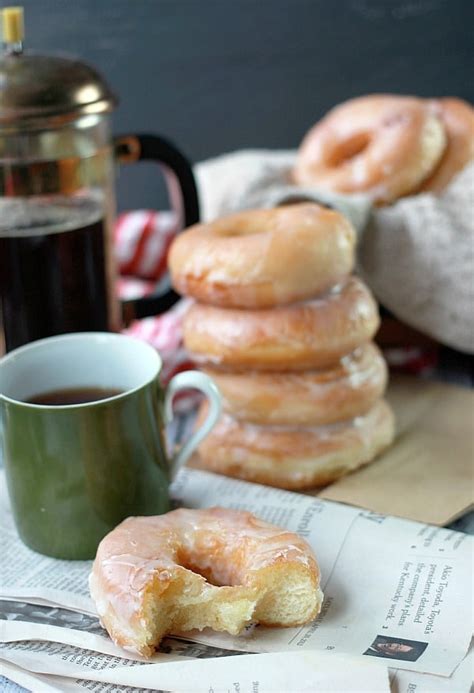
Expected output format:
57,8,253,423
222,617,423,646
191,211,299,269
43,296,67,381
276,196,335,211
178,559,233,587
327,133,371,167
215,225,261,238
211,215,271,238
176,545,243,588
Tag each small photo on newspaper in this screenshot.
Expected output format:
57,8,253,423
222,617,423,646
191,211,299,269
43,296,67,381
364,634,428,662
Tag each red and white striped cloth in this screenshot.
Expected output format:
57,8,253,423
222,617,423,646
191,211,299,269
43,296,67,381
113,210,195,404
123,298,194,384
117,277,158,301
122,298,199,409
115,210,178,281
114,210,438,392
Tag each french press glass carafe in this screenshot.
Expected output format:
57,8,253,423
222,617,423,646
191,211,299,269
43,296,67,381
0,7,199,352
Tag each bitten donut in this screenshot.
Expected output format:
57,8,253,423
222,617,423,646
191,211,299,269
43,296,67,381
294,94,446,204
168,203,355,308
203,342,387,426
90,508,323,656
193,400,395,490
420,98,474,192
183,277,380,371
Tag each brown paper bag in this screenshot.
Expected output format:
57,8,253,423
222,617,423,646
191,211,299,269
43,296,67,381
318,376,474,526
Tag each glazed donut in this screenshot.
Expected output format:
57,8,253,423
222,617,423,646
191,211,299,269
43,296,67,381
420,98,474,192
294,94,446,204
90,508,322,656
183,277,380,371
193,399,395,490
168,203,355,308
202,342,387,426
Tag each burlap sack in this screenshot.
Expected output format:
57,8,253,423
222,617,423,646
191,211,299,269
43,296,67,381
195,151,474,353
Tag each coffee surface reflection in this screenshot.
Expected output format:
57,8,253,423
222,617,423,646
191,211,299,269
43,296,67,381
27,387,123,406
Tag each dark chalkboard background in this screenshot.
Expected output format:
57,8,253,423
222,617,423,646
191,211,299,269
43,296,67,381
4,0,473,210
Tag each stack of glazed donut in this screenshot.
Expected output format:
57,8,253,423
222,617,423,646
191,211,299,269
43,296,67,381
169,202,395,490
294,95,474,204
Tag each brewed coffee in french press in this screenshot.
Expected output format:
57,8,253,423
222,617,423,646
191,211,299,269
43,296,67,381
0,7,199,352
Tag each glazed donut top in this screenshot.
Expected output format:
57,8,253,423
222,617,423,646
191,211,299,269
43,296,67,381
91,507,319,616
294,94,447,204
420,98,474,192
168,203,355,308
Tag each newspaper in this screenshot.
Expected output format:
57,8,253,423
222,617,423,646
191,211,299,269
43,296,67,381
392,644,473,693
0,641,391,692
0,610,471,693
0,601,235,661
1,500,94,615
1,468,472,687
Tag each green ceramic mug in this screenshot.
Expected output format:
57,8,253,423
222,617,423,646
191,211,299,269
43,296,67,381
0,332,221,560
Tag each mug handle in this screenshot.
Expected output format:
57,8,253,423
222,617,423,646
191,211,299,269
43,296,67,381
163,371,221,480
114,133,200,323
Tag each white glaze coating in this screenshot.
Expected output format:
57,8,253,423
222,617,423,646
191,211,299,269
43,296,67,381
195,399,395,489
420,98,474,192
294,94,447,204
184,277,380,371
90,508,320,644
168,203,355,308
203,342,388,425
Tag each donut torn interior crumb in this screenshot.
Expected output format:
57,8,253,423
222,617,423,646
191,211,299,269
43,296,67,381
131,563,322,656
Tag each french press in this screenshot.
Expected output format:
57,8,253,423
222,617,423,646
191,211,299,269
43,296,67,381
0,7,199,352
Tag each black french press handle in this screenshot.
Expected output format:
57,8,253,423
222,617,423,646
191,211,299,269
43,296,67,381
114,133,200,323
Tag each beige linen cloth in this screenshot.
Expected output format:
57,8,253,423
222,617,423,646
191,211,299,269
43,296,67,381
195,150,474,354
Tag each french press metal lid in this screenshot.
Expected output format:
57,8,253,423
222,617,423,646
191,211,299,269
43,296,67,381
0,6,116,130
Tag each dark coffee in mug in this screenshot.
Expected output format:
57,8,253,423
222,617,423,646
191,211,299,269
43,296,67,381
27,387,123,406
